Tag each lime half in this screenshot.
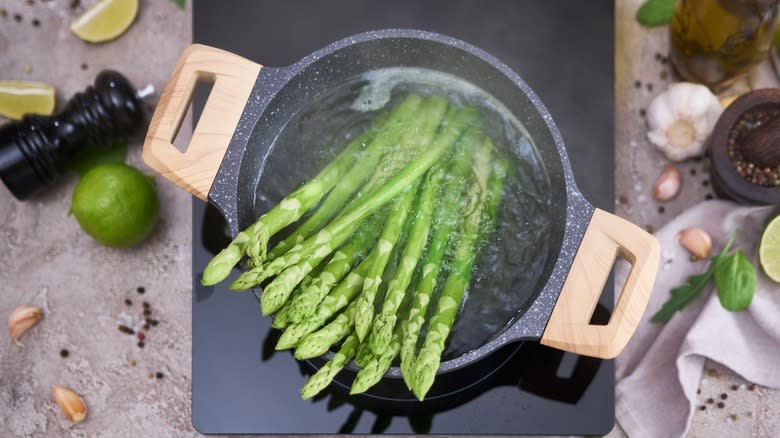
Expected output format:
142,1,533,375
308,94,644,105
0,81,56,120
759,214,780,284
70,0,139,43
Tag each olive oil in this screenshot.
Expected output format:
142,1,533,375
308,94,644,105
670,0,779,91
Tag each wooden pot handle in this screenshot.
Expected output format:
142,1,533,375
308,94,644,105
142,44,262,200
540,208,660,359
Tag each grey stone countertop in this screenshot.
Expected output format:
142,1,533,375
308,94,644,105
0,1,777,437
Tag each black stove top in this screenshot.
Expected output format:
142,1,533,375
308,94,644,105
191,0,615,434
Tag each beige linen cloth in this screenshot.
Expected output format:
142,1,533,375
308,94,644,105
615,201,780,438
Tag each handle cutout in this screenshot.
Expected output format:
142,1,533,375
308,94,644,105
171,77,215,154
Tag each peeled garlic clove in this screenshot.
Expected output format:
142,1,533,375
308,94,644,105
52,385,87,424
678,227,712,260
8,305,42,346
653,164,681,201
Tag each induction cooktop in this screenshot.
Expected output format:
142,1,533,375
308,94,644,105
191,0,615,434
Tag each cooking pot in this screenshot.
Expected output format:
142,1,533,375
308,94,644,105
142,30,660,375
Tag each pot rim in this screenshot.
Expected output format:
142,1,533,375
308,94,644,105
207,28,594,376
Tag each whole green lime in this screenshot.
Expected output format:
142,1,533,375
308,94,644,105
71,163,159,248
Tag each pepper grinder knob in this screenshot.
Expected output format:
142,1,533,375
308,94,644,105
0,70,147,200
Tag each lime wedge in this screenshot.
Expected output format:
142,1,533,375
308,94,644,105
759,214,780,284
0,81,56,120
70,0,139,43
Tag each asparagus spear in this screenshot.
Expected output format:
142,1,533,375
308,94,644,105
300,333,360,400
274,257,371,350
399,125,482,389
234,107,477,291
368,165,442,355
350,332,401,395
351,97,447,341
201,127,378,286
285,215,382,325
353,182,417,341
411,137,505,401
266,95,424,261
294,303,356,360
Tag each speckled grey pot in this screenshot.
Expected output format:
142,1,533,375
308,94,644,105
207,30,594,378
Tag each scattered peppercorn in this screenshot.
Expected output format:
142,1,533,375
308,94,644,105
707,398,714,404
143,323,150,330
31,18,39,27
124,298,132,306
137,286,145,294
155,372,164,379
731,385,738,391
150,319,159,327
702,180,709,187
142,301,150,309
721,393,728,400
129,360,136,367
118,324,135,335
635,80,642,88
14,13,22,22
699,405,706,411
26,0,34,6
640,108,646,117
658,205,665,214
143,309,151,317
690,168,697,176
748,384,756,391
697,388,701,394
80,63,88,71
705,194,714,200
70,0,80,9
655,52,662,61
60,349,69,358
717,402,725,408
137,341,145,348
646,83,654,92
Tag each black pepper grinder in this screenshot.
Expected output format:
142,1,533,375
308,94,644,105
0,70,149,200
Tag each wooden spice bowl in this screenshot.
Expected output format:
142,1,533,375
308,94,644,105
709,89,780,205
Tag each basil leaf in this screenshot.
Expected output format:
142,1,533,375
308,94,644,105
67,142,128,177
715,250,757,311
636,0,676,27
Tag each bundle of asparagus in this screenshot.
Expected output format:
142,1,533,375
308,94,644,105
201,94,508,400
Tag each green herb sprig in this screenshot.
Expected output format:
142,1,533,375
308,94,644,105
652,231,758,323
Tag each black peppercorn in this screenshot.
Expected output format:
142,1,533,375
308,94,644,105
137,341,145,348
60,349,69,358
717,402,725,408
124,298,132,306
137,286,145,294
155,372,164,379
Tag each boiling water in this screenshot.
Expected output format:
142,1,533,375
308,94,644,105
255,67,554,360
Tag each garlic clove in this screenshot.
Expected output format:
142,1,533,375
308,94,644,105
8,305,42,346
52,385,87,424
653,164,681,201
678,227,712,260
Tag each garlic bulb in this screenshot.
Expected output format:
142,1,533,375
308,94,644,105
646,83,723,161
